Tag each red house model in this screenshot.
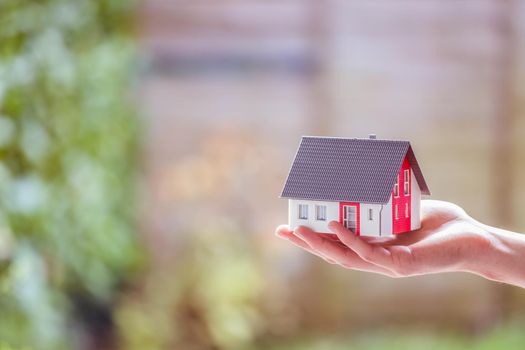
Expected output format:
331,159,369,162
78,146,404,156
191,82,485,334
280,135,430,237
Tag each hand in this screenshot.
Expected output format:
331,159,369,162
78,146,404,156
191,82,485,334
275,200,498,279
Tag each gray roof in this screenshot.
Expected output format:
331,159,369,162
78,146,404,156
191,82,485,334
280,136,430,203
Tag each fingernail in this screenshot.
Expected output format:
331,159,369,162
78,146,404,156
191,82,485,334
275,230,286,238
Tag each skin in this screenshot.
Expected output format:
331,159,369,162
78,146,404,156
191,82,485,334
275,200,525,288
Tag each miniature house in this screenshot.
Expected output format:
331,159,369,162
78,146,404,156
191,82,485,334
280,135,430,237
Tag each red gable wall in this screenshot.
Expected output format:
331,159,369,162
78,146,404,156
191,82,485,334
392,156,411,234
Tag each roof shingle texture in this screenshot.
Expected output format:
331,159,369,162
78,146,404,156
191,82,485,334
281,137,430,203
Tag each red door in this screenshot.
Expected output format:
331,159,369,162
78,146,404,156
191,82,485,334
339,202,360,235
392,156,411,234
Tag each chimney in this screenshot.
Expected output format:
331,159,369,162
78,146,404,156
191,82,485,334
369,134,377,139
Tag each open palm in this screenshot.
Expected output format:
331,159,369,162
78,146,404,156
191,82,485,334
276,200,493,278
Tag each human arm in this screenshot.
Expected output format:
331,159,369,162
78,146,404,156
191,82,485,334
275,200,525,288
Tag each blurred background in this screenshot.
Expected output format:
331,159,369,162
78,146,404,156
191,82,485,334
1,0,525,349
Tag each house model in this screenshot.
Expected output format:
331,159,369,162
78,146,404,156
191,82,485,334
280,135,430,237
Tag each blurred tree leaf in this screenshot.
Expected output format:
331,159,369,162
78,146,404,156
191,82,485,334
0,0,141,348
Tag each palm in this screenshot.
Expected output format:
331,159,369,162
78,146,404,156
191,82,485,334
276,200,489,278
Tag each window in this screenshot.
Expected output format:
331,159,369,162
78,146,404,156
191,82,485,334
395,204,399,220
405,203,409,218
404,169,410,195
368,208,373,221
393,175,399,197
298,204,308,220
316,205,327,221
343,205,357,232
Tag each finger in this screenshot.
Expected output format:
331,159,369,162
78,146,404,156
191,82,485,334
328,221,396,270
275,225,292,236
292,226,395,276
276,227,337,264
318,233,343,243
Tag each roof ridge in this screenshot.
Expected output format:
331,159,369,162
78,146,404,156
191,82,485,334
301,135,410,143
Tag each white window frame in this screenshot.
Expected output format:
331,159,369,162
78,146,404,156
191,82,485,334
405,203,409,218
315,205,327,221
368,208,373,221
343,205,357,232
404,169,410,195
395,204,399,220
393,175,400,197
298,204,308,220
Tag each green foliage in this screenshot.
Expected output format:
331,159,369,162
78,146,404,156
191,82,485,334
0,0,141,348
262,323,525,350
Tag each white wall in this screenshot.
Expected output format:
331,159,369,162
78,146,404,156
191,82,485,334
411,170,422,230
289,199,393,237
359,203,382,237
380,195,393,237
288,199,339,233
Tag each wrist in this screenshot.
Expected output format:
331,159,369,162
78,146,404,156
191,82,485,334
466,221,525,288
456,220,498,277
